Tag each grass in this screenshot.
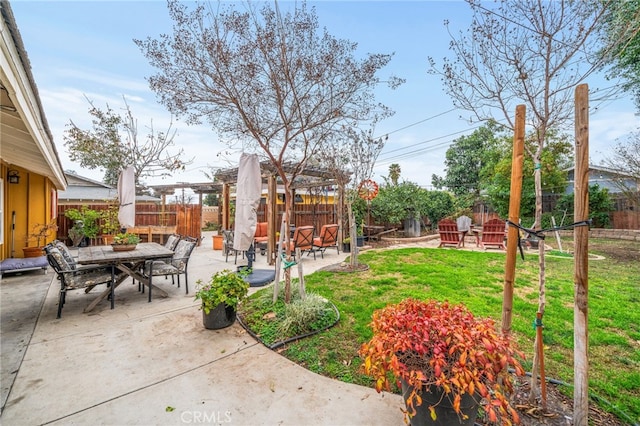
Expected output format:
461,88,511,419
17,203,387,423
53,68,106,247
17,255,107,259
240,238,640,423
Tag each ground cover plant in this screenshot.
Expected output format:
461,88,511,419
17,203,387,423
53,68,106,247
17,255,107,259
241,238,639,424
238,287,339,348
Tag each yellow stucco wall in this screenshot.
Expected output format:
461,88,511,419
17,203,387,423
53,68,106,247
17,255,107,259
2,163,57,259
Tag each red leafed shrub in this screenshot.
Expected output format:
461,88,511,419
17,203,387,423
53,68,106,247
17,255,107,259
359,298,525,425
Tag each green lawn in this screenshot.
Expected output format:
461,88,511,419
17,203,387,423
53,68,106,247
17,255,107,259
243,238,640,423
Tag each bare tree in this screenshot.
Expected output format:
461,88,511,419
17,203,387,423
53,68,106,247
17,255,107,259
64,96,191,188
428,0,636,408
319,125,387,269
602,128,640,209
135,0,399,297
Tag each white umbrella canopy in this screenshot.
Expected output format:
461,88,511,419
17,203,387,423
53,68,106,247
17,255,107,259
233,153,261,251
117,166,136,230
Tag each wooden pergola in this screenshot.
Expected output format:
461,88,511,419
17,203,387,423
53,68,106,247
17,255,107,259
214,161,346,264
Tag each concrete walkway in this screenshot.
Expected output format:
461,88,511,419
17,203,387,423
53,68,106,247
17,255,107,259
2,232,417,426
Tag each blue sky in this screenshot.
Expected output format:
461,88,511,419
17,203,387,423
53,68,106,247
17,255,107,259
10,1,639,193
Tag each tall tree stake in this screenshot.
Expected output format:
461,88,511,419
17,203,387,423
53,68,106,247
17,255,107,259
502,104,525,336
573,84,590,426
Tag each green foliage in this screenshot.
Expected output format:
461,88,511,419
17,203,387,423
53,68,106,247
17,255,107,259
64,206,102,239
277,294,335,337
602,0,640,109
100,203,121,235
483,132,572,218
371,181,455,226
556,184,614,228
203,193,219,206
63,97,189,186
112,233,141,245
238,286,338,346
432,121,505,196
195,269,249,314
423,190,455,226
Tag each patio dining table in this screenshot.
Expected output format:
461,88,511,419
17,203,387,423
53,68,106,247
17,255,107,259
77,242,175,312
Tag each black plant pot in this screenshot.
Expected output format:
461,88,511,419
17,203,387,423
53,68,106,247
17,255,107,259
203,303,236,330
401,379,478,426
342,243,351,252
356,236,365,247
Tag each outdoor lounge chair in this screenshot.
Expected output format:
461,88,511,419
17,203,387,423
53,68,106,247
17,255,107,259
286,225,315,260
437,219,462,248
480,218,507,250
312,224,340,258
44,243,116,318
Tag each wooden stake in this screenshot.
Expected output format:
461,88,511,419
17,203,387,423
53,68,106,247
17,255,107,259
502,104,525,336
574,83,590,426
536,312,547,410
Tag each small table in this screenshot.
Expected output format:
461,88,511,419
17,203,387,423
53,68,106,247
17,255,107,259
77,243,175,312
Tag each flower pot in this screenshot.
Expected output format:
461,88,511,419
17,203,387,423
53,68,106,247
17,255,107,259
401,379,478,426
342,243,351,252
23,247,44,258
111,244,137,252
203,302,236,329
212,235,223,250
356,236,364,247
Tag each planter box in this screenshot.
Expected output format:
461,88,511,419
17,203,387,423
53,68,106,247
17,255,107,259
212,235,223,250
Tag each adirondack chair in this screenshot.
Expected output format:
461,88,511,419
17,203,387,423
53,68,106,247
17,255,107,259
480,218,507,250
437,219,462,248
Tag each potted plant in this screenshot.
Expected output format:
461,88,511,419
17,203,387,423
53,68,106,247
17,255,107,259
359,298,525,426
64,206,101,246
100,204,121,244
111,232,141,251
342,238,351,252
23,220,58,257
195,269,249,329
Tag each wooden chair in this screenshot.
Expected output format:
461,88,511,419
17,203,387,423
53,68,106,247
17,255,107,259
480,218,507,250
286,226,315,259
312,224,340,259
437,219,462,248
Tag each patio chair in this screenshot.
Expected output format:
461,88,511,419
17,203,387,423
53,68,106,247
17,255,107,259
285,226,315,260
312,224,340,259
480,218,507,250
164,233,181,251
143,238,197,297
222,230,246,264
437,219,462,248
44,243,116,318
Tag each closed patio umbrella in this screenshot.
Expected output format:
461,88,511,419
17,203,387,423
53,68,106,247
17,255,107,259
117,166,136,230
233,153,261,253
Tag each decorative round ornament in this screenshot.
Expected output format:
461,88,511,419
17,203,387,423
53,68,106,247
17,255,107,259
358,179,379,200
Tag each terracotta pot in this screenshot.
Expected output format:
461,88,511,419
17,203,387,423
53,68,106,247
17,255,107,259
23,247,44,258
111,244,137,252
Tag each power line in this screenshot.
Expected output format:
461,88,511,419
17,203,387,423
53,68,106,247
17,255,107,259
373,108,457,140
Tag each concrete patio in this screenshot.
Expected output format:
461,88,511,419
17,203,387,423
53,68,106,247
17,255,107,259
1,231,408,425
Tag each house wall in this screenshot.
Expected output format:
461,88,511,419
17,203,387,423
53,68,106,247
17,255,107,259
1,163,57,259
